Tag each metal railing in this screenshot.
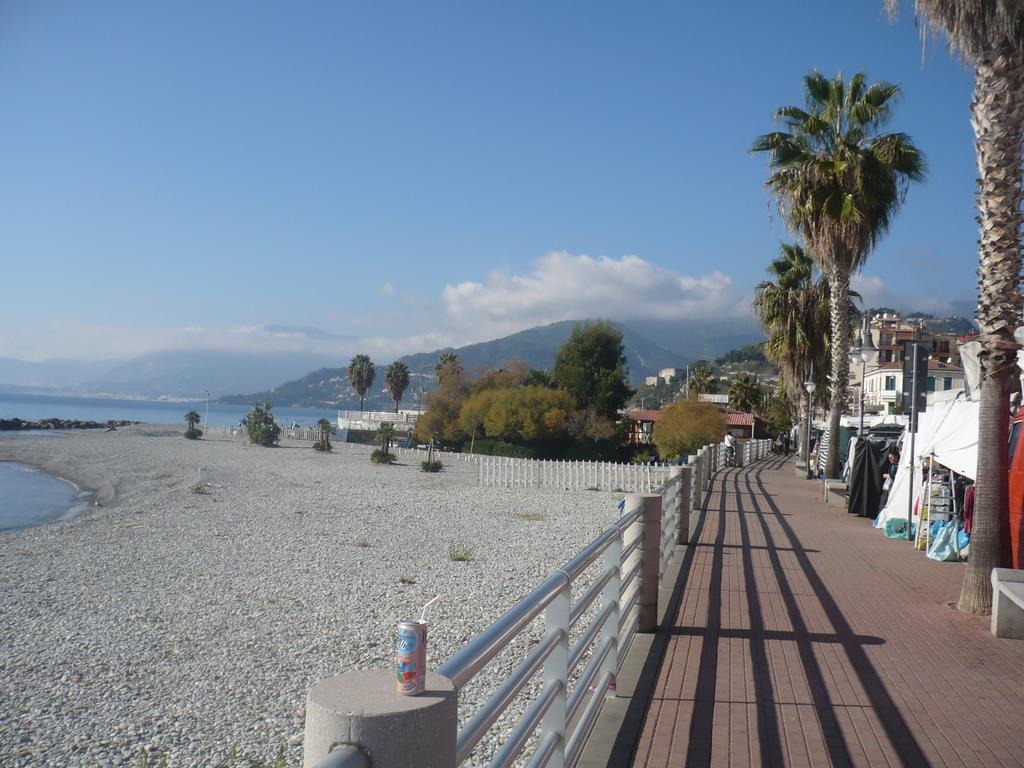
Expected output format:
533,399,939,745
301,438,773,768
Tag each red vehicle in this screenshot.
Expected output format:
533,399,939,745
1006,409,1024,568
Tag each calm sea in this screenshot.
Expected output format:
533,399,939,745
0,392,339,427
0,461,93,532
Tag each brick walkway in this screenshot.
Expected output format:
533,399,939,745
630,457,1024,768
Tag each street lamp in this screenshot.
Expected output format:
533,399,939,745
804,364,817,480
847,317,877,435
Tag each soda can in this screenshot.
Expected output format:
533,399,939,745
396,619,427,695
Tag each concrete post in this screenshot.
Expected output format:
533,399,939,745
669,466,690,544
303,669,457,768
627,493,661,633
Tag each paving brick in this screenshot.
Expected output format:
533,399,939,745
627,457,1024,768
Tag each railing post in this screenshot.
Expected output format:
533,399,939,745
601,528,621,686
542,578,571,768
302,670,456,768
627,493,661,633
670,465,690,544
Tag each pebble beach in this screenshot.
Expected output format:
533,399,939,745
0,427,617,767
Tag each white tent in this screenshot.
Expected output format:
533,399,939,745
875,391,978,529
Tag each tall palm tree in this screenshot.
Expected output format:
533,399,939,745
728,373,764,413
886,1,1024,615
753,242,832,461
435,352,464,391
385,361,411,413
688,366,715,398
752,71,926,480
347,354,376,413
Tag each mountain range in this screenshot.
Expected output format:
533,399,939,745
220,320,702,409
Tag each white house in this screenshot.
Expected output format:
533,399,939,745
863,361,966,413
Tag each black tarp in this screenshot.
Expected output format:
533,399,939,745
848,438,888,518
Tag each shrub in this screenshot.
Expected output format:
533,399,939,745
421,460,444,473
244,402,281,447
448,544,474,562
371,449,395,464
313,418,333,452
313,439,332,452
652,400,726,459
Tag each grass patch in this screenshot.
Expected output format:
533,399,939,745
399,576,417,585
515,512,545,522
189,482,211,495
448,544,474,562
420,460,444,473
354,539,372,548
585,486,600,491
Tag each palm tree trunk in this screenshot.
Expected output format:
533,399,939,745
826,268,851,480
958,46,1024,615
798,390,809,463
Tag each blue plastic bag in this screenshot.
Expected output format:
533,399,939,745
927,521,958,561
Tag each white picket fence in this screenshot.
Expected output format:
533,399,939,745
477,455,673,492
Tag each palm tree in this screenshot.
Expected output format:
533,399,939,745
314,418,333,451
753,242,832,461
885,1,1024,615
184,410,202,439
435,352,464,391
752,71,926,480
728,373,764,413
377,422,395,457
384,361,411,413
347,354,376,413
688,366,715,398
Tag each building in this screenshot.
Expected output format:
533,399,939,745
698,393,730,405
863,360,966,412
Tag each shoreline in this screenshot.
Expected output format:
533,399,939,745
0,460,96,533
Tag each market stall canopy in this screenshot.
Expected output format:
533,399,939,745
875,392,978,529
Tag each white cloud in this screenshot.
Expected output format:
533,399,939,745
441,251,739,336
852,274,957,316
379,282,396,296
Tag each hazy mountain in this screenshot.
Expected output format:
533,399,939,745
0,357,119,391
625,317,765,361
223,320,691,409
396,320,687,386
81,350,338,399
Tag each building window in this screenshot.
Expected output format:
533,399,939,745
884,376,896,391
927,376,936,392
944,377,952,390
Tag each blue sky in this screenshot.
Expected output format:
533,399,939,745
0,1,977,361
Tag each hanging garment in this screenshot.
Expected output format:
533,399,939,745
963,484,976,535
848,438,888,518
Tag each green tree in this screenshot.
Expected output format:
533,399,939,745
184,410,202,440
524,369,555,388
245,401,281,447
752,71,926,479
652,400,727,459
552,321,631,418
727,373,764,413
885,0,1023,614
347,354,376,413
372,422,396,464
384,361,411,413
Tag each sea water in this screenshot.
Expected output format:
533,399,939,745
0,461,92,532
0,392,339,427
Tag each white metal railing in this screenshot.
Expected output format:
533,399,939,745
301,437,774,768
436,488,655,768
478,456,672,493
337,409,419,428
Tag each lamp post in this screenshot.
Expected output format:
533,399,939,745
804,363,816,480
847,317,877,435
204,391,210,434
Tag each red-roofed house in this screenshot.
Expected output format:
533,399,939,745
625,406,770,445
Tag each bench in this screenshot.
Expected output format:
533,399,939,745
823,479,848,508
991,568,1024,639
